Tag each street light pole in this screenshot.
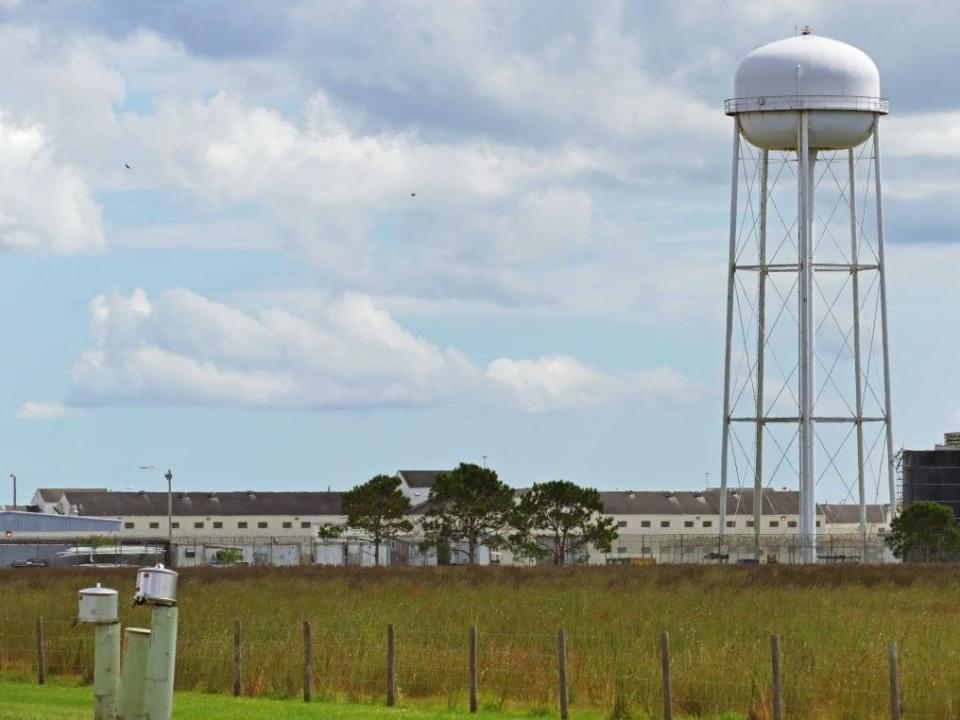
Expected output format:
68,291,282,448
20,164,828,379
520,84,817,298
140,466,174,566
9,474,15,508
164,469,173,557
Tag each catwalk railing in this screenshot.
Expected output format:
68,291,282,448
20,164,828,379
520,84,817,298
0,616,946,718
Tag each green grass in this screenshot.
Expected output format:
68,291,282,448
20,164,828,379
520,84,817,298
2,564,958,718
0,679,743,719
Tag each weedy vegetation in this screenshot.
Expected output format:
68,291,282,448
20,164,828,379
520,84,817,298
1,564,958,719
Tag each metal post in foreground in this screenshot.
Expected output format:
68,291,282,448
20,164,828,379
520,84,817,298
36,616,46,685
661,631,673,720
888,641,901,720
303,620,312,702
144,605,178,720
771,634,783,720
386,624,396,707
118,628,151,719
557,628,569,720
234,621,242,697
94,622,121,720
469,626,478,713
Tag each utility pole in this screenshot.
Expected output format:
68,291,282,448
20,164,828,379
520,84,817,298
140,466,175,566
164,470,173,561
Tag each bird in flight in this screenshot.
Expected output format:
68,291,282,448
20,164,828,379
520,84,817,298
125,163,132,170
410,192,416,197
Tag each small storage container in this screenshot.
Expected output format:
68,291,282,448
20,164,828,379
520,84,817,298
78,583,118,624
134,564,178,606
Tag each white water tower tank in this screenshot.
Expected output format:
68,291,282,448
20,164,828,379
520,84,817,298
725,29,887,149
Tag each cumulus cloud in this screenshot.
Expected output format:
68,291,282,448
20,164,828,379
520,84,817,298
16,401,69,420
487,356,695,413
70,288,697,413
0,113,106,253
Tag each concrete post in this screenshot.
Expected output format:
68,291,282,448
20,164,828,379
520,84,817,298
119,628,151,720
94,622,121,720
145,606,178,720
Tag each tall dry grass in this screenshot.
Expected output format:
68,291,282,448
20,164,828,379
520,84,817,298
1,564,959,718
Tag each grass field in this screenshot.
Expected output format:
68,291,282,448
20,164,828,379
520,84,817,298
6,679,724,720
1,564,958,719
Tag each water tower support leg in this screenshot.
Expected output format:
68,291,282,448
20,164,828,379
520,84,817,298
849,148,868,561
798,111,817,564
872,119,897,523
94,622,121,720
754,148,769,562
719,121,741,548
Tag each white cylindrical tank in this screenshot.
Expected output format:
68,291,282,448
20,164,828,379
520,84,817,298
134,564,178,606
78,583,119,624
725,31,886,150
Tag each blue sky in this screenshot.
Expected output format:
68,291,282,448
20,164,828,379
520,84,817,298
0,0,957,503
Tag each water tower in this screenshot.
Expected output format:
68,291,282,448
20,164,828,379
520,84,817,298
718,29,895,563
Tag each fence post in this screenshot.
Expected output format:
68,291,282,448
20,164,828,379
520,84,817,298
660,631,672,720
233,621,242,697
387,624,396,707
302,621,312,703
36,617,46,685
770,634,783,720
469,625,478,713
888,641,901,720
558,627,569,720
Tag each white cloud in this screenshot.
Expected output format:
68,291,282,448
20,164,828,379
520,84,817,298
0,113,106,253
882,112,960,159
16,401,69,420
69,288,696,413
487,356,696,413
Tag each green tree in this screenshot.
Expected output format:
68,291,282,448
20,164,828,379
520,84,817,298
885,501,960,561
321,474,413,565
510,480,618,565
421,463,514,564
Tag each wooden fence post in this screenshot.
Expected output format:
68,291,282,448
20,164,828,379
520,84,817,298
888,641,901,720
558,628,569,720
469,626,478,713
302,621,312,703
770,634,783,720
660,631,672,720
36,617,46,685
387,624,396,707
233,621,242,697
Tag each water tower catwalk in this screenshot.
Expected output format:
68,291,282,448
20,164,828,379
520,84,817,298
719,30,895,563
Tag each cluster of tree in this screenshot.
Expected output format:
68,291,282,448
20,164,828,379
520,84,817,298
321,463,617,566
885,500,960,561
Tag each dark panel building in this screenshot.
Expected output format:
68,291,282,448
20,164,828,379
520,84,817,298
902,433,960,519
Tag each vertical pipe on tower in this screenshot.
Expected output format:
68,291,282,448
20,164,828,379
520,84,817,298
873,119,897,522
849,148,868,559
754,149,769,562
719,122,741,549
798,112,817,564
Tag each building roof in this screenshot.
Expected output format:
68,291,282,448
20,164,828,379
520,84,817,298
397,470,447,489
820,503,888,524
1,510,120,533
36,490,343,517
35,488,108,501
600,488,804,516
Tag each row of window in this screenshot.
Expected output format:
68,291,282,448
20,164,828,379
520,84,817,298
123,520,313,530
617,519,811,529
